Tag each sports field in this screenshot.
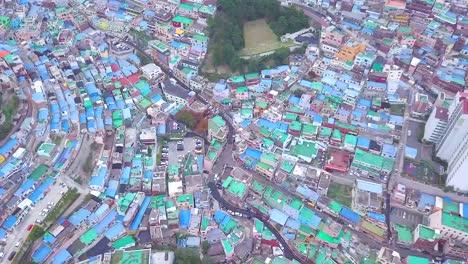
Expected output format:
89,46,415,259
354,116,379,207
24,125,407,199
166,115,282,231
240,19,297,56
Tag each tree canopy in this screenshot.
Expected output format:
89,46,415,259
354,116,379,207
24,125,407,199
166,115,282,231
208,0,309,69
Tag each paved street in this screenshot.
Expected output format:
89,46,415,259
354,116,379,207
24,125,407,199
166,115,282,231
2,178,70,261
207,182,309,264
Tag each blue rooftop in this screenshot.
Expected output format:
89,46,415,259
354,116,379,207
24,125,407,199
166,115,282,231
69,208,91,226
339,207,361,223
179,210,191,229
32,244,52,263
129,196,151,231
52,249,72,264
2,215,17,229
104,223,125,240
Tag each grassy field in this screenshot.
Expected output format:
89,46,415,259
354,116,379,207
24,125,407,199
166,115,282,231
390,104,406,116
240,19,297,56
327,182,353,207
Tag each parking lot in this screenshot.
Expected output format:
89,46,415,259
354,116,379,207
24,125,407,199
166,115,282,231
390,206,425,228
1,178,70,261
163,137,199,166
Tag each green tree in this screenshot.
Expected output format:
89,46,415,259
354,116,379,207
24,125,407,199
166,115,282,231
27,226,45,242
175,110,197,128
273,47,290,65
201,241,210,254
175,249,203,264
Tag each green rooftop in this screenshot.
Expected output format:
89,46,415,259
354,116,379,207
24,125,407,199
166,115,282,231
393,224,413,242
299,206,315,221
80,229,98,245
344,134,357,146
112,236,136,249
37,142,56,156
176,194,194,206
329,201,343,214
442,212,468,233
316,230,340,244
290,120,302,131
289,199,303,211
172,15,193,25
289,140,318,159
262,137,274,147
252,180,266,194
281,160,295,173
320,127,332,137
261,152,278,163
236,86,248,93
407,256,430,264
223,176,247,197
302,123,318,136
228,75,245,83
271,129,290,143
418,224,438,240
443,201,459,214
29,164,49,180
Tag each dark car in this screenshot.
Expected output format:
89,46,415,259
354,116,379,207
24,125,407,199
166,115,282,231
8,252,16,261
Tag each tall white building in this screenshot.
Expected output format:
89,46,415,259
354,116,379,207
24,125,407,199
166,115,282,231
423,95,450,143
435,91,468,190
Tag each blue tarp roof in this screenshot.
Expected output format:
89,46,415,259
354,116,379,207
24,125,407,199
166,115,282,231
179,210,191,228
285,218,300,230
105,180,119,198
296,185,320,202
3,215,17,228
270,209,289,226
339,207,361,223
244,148,262,160
29,177,55,203
357,137,370,148
214,211,227,223
129,196,151,231
0,228,6,239
52,249,72,264
15,179,36,197
69,208,91,226
43,233,56,244
368,212,385,222
0,138,17,155
33,244,52,263
89,166,107,188
104,223,125,240
356,180,383,194
418,193,436,209
93,209,117,233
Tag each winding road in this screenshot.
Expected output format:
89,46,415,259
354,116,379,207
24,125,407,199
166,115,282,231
207,182,311,264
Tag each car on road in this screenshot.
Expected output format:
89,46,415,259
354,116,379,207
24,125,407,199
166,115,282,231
27,224,33,231
0,252,4,258
48,202,55,206
60,191,65,195
35,219,42,224
7,251,16,261
15,241,20,247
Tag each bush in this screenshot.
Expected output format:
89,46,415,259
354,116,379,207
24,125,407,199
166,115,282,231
43,188,80,226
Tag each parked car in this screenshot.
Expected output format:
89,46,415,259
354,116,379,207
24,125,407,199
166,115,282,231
8,251,16,261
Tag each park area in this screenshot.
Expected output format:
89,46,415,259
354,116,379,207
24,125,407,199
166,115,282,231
327,182,353,207
240,19,297,57
403,159,439,185
0,94,20,140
